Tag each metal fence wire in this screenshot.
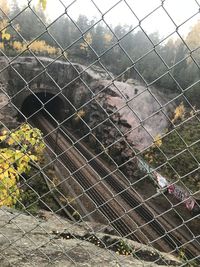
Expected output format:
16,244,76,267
0,0,200,266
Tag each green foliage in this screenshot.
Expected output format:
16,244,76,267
115,239,133,256
0,124,45,207
143,112,200,193
178,248,199,267
16,171,57,215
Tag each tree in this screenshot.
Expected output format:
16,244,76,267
0,0,10,45
80,33,92,52
76,15,90,32
48,16,72,48
92,24,105,54
186,20,200,51
0,0,14,52
0,124,45,207
0,0,9,16
183,20,200,86
9,5,46,42
9,0,20,19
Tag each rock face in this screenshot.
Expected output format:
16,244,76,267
77,79,174,180
0,60,19,130
1,56,173,150
3,57,110,112
94,79,173,149
102,80,173,151
0,56,173,181
0,208,181,267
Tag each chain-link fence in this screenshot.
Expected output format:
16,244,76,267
0,0,200,266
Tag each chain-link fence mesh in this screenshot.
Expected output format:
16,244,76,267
0,0,200,266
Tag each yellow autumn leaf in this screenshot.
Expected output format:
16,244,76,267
7,138,15,146
0,42,4,50
2,29,11,41
104,33,112,43
39,0,47,10
0,123,45,207
153,134,162,147
0,135,7,141
172,102,185,123
80,33,92,51
29,155,38,161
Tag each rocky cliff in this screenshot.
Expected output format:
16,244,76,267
0,208,181,267
0,56,173,153
0,55,175,192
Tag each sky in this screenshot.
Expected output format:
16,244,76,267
13,0,200,39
